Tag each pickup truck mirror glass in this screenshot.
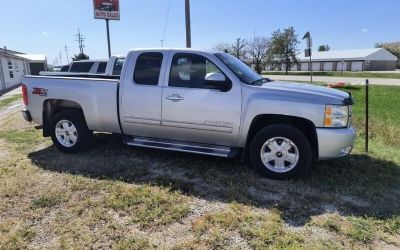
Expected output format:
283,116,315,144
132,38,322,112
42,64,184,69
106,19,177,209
204,73,231,91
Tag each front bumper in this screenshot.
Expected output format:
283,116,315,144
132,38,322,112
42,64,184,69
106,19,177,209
21,109,32,122
317,126,356,160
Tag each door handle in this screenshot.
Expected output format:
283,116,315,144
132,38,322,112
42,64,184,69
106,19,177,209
165,94,184,102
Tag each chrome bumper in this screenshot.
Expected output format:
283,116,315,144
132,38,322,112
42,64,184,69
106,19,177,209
317,126,356,160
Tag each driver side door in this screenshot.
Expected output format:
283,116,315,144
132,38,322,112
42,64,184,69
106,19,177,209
161,52,242,146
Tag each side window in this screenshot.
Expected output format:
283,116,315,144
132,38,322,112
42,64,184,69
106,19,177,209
96,62,107,73
113,58,125,75
8,60,14,78
69,62,94,72
133,53,163,85
169,53,222,89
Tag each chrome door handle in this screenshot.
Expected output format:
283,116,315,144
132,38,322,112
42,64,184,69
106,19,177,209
166,94,184,102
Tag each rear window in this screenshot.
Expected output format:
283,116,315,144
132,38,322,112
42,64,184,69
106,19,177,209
97,62,107,73
60,65,70,72
113,58,125,75
69,62,94,73
133,53,163,85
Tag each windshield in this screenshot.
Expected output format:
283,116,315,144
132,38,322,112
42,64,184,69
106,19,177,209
214,53,263,85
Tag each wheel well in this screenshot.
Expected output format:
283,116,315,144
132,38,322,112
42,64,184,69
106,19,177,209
42,99,84,137
246,114,319,159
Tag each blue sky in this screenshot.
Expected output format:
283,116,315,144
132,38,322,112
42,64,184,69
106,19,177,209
1,0,399,65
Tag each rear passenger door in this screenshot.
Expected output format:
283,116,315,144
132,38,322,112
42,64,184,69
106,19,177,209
120,52,168,138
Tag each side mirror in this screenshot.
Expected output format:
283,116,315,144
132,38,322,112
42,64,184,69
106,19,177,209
204,73,231,91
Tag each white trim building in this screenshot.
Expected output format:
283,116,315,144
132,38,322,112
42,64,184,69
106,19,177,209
298,48,397,72
271,48,398,72
0,48,46,94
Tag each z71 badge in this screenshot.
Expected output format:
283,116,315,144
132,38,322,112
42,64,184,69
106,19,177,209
32,88,48,97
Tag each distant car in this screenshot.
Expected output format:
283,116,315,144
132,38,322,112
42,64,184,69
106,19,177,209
39,56,124,77
68,60,108,74
60,65,70,72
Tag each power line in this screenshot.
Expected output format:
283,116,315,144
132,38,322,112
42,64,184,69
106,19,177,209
161,0,172,47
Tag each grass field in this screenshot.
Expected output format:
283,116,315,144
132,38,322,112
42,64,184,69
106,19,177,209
0,86,399,249
0,94,22,109
263,71,400,79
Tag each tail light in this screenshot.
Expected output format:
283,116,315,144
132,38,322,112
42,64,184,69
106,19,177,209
22,84,28,105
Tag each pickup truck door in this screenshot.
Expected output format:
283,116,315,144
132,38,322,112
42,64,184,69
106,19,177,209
161,52,242,146
120,51,168,138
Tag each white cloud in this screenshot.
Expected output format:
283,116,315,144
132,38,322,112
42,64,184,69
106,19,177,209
37,31,51,36
361,28,369,33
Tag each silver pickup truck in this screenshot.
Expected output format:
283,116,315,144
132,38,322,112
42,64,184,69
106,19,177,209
21,48,356,179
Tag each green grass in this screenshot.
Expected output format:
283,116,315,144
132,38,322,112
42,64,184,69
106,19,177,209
0,94,22,109
338,85,400,146
263,71,400,79
0,86,399,248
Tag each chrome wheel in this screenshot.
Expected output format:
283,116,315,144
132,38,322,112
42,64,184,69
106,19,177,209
55,120,78,147
260,137,299,173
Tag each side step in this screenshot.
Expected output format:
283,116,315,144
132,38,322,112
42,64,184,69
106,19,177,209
123,136,239,158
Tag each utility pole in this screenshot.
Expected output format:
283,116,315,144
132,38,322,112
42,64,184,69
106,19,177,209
59,51,62,66
106,19,111,58
185,0,191,48
302,32,313,83
75,29,85,54
64,44,70,64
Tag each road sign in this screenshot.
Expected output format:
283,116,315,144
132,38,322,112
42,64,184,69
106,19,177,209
305,48,311,57
93,0,120,20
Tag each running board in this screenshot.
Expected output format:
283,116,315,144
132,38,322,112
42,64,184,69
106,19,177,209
123,136,239,158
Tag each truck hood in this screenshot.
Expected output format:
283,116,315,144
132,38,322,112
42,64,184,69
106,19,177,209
258,81,352,105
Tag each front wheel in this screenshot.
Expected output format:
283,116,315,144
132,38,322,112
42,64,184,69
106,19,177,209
50,109,92,153
249,124,312,179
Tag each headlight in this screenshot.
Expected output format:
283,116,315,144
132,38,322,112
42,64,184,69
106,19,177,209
324,105,349,128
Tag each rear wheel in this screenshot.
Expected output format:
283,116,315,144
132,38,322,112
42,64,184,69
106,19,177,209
249,124,312,179
50,109,92,153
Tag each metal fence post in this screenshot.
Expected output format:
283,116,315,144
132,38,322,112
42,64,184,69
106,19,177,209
365,79,369,152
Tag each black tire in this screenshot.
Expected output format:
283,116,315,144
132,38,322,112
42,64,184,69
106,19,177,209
249,124,312,179
50,109,92,153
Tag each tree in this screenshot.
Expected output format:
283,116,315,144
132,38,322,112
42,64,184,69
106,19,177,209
214,42,231,53
375,42,400,68
248,37,270,74
318,44,331,51
230,38,248,61
267,27,300,75
214,38,248,62
72,53,89,61
374,42,383,48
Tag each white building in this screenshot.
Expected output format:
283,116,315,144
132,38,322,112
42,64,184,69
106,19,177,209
297,48,398,72
270,48,398,72
0,48,46,94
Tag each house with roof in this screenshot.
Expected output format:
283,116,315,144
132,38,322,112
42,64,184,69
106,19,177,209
0,47,46,94
299,48,398,71
270,48,398,72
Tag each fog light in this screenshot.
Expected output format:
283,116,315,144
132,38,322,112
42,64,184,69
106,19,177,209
340,146,353,155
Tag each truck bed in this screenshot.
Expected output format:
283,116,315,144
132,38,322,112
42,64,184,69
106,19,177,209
23,75,121,134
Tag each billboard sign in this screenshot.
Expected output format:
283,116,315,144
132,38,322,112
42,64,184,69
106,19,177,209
93,0,120,20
